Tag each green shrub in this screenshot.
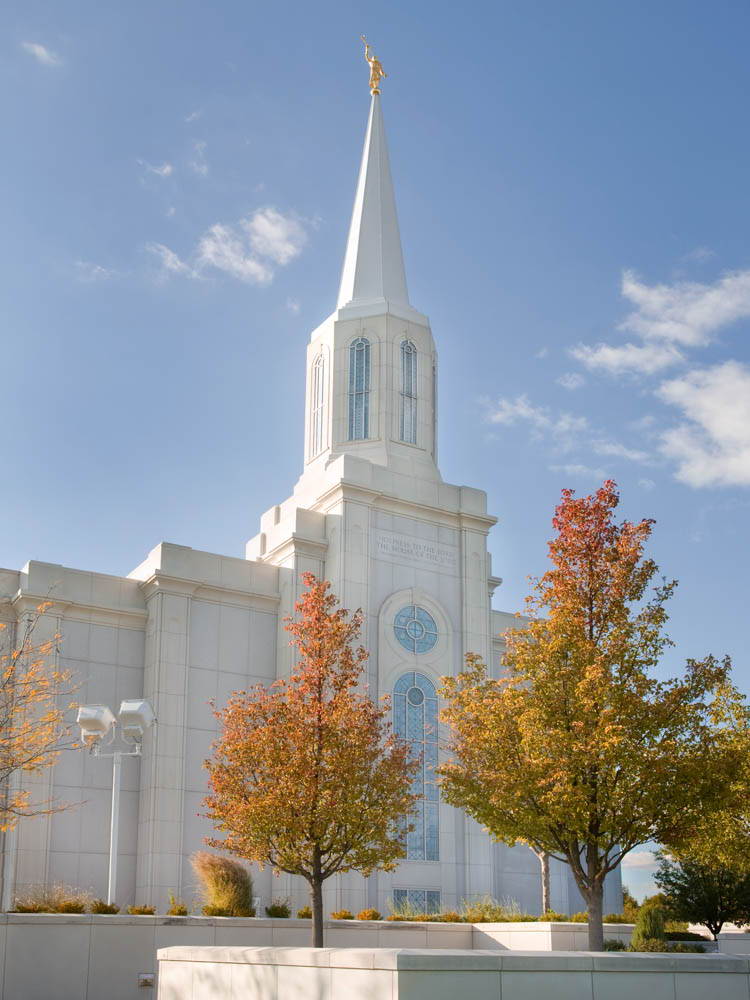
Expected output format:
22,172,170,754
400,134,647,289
665,930,707,941
671,942,706,953
629,937,669,952
191,852,255,917
297,905,312,919
330,909,354,920
127,905,156,915
569,911,588,923
90,900,120,914
166,894,189,916
631,904,666,949
460,895,528,923
435,911,462,923
603,913,629,924
265,899,291,918
604,938,627,951
357,908,382,921
541,910,569,922
202,905,231,917
13,884,92,914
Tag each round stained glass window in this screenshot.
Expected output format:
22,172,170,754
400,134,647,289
394,605,438,654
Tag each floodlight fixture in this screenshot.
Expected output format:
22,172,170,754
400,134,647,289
118,699,156,743
77,704,116,745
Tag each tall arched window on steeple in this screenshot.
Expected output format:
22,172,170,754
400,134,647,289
348,337,370,440
400,340,417,444
309,352,326,458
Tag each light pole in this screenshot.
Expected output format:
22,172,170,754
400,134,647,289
76,700,156,905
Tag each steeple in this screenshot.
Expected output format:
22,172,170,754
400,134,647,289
337,94,411,313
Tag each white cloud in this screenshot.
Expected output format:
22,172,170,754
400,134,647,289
550,464,608,481
138,159,173,178
184,109,202,123
621,850,658,870
658,361,750,488
638,478,656,491
681,246,716,264
244,208,307,266
189,140,209,177
486,395,588,452
286,298,301,314
556,372,585,390
591,439,651,463
21,41,61,66
146,242,198,279
73,260,115,283
535,347,549,359
197,224,273,284
149,207,310,287
572,268,750,375
571,340,684,376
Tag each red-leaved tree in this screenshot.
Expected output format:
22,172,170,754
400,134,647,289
203,573,418,946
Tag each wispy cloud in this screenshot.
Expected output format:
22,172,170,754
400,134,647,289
286,298,301,314
486,393,653,469
550,463,608,480
148,207,310,286
621,850,658,870
138,159,174,178
146,243,198,280
73,260,115,283
638,478,656,491
591,440,651,463
486,395,591,452
21,41,61,67
572,268,750,375
556,372,585,391
657,361,750,488
184,109,202,124
189,140,209,177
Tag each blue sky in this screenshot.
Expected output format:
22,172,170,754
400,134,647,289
3,1,749,900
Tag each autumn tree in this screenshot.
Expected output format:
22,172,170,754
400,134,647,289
203,574,418,947
0,603,74,831
439,480,740,950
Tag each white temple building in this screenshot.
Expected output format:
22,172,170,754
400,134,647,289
0,92,621,918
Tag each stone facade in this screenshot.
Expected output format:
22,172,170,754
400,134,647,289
0,94,621,918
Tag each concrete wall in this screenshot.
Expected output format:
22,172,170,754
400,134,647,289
157,946,750,1000
0,915,641,1000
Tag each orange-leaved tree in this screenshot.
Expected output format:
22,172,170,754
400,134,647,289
203,573,418,947
1,603,75,831
439,480,740,950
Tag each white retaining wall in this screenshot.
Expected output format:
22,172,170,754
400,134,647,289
157,946,750,1000
0,915,639,1000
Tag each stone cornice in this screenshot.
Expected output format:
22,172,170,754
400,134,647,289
307,479,498,533
137,573,280,611
10,592,147,628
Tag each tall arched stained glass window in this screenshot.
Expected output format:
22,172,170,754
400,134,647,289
400,340,417,444
309,352,326,458
393,671,438,861
348,337,370,440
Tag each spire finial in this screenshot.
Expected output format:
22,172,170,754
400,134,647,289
360,35,387,95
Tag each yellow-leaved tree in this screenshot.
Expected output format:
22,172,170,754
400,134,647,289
439,481,742,950
0,603,74,831
203,574,418,947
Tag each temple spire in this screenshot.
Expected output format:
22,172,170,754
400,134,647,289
337,94,411,312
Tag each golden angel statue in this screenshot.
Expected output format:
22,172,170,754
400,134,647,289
360,35,387,94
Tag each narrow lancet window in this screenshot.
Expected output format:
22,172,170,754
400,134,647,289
400,340,417,444
348,337,370,440
309,352,326,458
393,671,439,861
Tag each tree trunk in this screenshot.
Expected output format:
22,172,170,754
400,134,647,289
586,881,604,951
310,877,324,948
540,852,551,914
